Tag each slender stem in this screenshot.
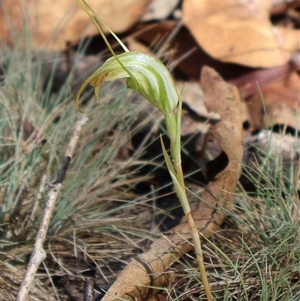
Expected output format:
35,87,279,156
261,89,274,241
164,113,177,157
175,163,185,189
164,100,213,300
175,164,213,301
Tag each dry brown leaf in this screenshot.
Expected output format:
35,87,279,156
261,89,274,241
271,1,300,15
133,23,252,80
182,0,300,67
177,81,221,158
230,52,300,99
246,71,300,131
1,0,150,50
101,67,243,301
177,81,208,118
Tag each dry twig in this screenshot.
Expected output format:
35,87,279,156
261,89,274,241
17,113,88,301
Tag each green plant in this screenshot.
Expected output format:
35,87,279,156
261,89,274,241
74,0,213,299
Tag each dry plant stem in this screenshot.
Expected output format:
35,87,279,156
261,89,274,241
17,114,88,301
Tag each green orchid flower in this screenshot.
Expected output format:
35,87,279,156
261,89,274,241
75,51,179,116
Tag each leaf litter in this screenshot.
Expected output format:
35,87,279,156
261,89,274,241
1,0,300,299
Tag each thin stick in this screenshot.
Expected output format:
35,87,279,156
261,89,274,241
83,278,95,301
17,113,88,301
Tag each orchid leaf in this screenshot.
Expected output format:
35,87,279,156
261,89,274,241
160,135,176,175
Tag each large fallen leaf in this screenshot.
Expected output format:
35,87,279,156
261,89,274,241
133,22,252,80
1,0,150,50
101,66,243,301
245,71,300,131
230,52,300,99
182,0,299,67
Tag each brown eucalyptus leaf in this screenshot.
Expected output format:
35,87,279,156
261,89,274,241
182,0,299,67
176,66,243,238
101,66,243,301
229,52,300,99
246,71,300,131
1,0,150,50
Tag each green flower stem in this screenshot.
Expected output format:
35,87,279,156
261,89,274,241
174,163,213,301
164,97,182,169
164,113,177,161
163,99,213,301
